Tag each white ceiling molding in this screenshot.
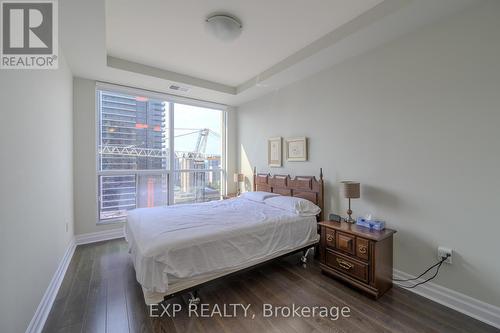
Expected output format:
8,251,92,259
61,0,481,106
96,81,229,111
107,56,236,95
106,0,384,86
236,0,409,94
232,0,480,105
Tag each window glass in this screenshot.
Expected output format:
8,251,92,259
173,103,222,170
99,91,168,171
173,171,222,204
96,88,225,222
98,174,168,220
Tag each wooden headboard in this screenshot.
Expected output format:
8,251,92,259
252,167,324,221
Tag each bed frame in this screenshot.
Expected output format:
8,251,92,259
158,168,324,305
253,167,324,222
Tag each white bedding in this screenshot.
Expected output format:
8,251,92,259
125,197,319,300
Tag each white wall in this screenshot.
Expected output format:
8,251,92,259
237,1,500,307
0,54,74,333
73,77,238,234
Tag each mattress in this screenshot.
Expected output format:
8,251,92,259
124,197,319,301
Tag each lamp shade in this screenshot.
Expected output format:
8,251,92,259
233,173,244,183
342,181,360,199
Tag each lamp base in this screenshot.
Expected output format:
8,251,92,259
345,207,355,223
344,217,356,224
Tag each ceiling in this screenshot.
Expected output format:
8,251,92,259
106,0,383,87
61,0,480,106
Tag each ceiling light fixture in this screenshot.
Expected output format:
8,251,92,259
205,14,242,42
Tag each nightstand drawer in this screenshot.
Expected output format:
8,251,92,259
325,250,369,283
336,232,355,255
356,237,370,261
325,229,335,248
318,221,396,298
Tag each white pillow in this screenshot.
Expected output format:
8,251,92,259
240,191,280,202
264,196,321,216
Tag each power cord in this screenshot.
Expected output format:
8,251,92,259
394,254,450,289
393,259,443,282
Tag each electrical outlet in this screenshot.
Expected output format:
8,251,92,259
438,246,453,264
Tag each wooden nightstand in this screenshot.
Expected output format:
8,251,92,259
222,193,238,200
318,221,396,299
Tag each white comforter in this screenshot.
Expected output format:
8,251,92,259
125,197,319,294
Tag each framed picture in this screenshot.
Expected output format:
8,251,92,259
286,137,307,161
268,137,282,167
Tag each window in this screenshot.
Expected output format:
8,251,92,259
96,85,226,223
173,103,224,204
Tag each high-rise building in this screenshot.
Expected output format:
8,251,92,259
98,91,167,220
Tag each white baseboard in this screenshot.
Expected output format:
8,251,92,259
25,229,124,332
394,269,500,329
25,238,76,333
74,228,124,245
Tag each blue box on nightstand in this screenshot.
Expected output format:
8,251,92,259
356,217,386,230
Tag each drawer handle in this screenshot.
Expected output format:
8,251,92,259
336,258,354,270
326,234,334,242
358,245,367,254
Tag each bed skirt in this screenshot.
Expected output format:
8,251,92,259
140,238,319,305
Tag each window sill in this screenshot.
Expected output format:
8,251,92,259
97,218,126,226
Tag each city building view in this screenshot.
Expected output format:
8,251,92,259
98,90,223,221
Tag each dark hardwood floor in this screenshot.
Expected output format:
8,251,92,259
43,239,498,333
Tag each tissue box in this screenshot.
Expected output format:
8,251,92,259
356,217,386,230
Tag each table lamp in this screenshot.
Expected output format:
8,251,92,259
342,181,360,223
234,173,244,195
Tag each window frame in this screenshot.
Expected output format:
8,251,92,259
95,82,228,224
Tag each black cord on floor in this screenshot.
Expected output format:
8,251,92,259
393,260,442,282
394,254,449,289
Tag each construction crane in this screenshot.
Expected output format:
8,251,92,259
195,129,210,157
99,128,221,158
174,127,220,157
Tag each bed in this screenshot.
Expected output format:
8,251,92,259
125,168,324,304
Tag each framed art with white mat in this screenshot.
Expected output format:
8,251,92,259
286,137,307,161
268,137,282,167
